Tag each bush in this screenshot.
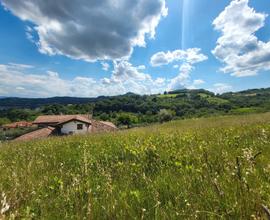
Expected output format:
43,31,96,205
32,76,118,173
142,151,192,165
158,109,174,123
0,118,10,126
116,113,138,128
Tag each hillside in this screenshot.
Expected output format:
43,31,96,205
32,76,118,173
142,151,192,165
0,113,270,219
0,96,96,109
1,88,270,130
0,87,270,109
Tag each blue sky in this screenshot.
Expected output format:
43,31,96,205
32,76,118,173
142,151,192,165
0,0,270,97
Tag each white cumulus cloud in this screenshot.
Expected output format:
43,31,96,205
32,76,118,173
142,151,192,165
193,79,205,86
0,62,167,97
150,49,207,90
150,48,207,67
101,62,110,71
150,48,208,91
167,63,193,90
1,0,167,62
101,60,167,94
186,79,205,90
212,83,232,94
212,0,270,77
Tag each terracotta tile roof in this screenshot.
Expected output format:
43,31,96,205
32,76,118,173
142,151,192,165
33,114,91,124
3,121,33,129
57,115,92,125
91,120,118,132
100,121,117,128
15,127,56,141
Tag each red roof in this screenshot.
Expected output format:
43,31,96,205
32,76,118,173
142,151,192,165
15,127,56,141
3,121,33,129
91,120,118,132
100,121,117,128
33,115,91,125
57,115,92,125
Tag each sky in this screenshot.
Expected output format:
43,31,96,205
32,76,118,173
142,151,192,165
0,0,270,98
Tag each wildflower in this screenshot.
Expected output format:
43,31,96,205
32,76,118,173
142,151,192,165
242,148,253,161
1,193,10,215
250,214,258,220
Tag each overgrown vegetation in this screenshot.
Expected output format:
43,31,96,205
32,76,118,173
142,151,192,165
0,113,270,219
0,127,38,141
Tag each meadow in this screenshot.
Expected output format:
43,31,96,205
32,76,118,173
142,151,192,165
0,113,270,219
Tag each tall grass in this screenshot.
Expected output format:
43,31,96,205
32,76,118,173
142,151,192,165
0,113,270,219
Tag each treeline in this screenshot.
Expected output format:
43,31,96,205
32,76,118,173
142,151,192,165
0,88,270,128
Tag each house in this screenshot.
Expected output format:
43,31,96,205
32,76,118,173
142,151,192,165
33,114,92,135
15,114,117,141
2,121,34,130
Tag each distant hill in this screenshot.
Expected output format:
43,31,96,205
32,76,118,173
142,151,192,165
221,87,270,96
0,87,270,127
1,88,270,109
0,96,96,109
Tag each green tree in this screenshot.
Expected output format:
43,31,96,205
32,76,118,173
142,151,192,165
116,113,138,128
99,113,109,121
0,118,11,126
158,109,174,123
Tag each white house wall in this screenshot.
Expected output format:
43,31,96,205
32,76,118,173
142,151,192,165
61,121,90,135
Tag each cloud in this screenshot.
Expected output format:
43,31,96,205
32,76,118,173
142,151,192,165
150,48,207,67
101,62,110,71
0,63,167,98
101,60,166,94
154,77,166,85
150,48,207,91
212,83,232,94
0,64,71,97
185,79,205,90
111,61,151,82
167,63,193,90
25,26,35,43
1,0,167,62
46,71,59,78
149,48,207,91
8,63,34,70
137,65,146,70
192,79,205,86
212,0,270,77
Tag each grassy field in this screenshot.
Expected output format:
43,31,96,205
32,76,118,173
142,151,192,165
157,94,178,98
198,93,229,105
0,113,270,219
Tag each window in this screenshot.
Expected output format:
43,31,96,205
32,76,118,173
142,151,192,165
77,124,83,130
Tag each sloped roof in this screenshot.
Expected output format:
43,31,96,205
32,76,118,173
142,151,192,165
100,121,117,128
3,121,33,128
57,115,92,125
33,114,91,124
15,127,56,141
91,120,118,132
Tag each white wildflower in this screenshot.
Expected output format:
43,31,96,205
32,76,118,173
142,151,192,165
1,193,10,215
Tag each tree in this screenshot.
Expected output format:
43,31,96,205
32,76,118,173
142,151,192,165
158,109,173,123
0,118,10,126
116,113,138,128
99,113,109,121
